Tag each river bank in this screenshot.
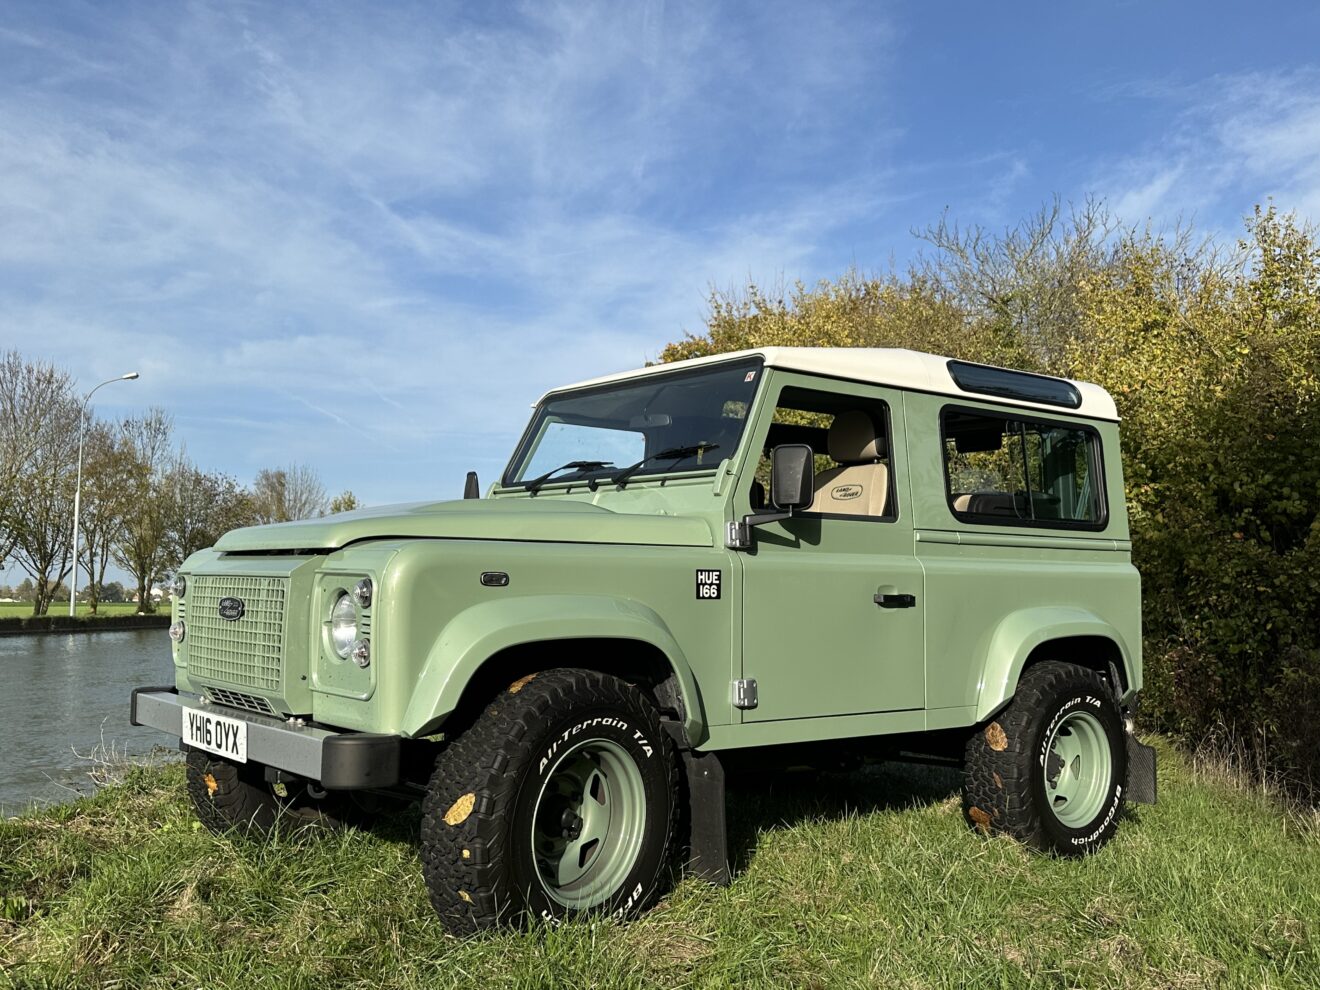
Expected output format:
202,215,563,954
0,613,170,636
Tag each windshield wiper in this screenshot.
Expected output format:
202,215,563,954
522,460,614,495
610,443,720,489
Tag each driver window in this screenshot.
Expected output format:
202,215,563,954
752,387,895,520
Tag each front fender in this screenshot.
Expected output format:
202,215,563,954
400,594,706,743
976,606,1139,722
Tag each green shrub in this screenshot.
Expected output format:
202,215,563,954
660,203,1320,789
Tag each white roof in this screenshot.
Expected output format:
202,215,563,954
545,347,1118,421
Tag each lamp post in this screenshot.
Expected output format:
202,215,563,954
69,372,139,617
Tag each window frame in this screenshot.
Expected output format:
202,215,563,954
938,403,1108,532
756,385,900,525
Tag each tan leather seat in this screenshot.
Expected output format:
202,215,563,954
810,410,890,516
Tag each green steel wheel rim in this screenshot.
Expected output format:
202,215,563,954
1042,710,1113,828
530,737,648,910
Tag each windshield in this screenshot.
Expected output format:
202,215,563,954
503,358,764,488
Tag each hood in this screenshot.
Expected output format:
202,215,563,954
212,498,714,552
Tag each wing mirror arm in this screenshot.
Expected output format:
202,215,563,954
725,444,815,550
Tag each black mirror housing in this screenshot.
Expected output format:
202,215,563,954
770,444,814,511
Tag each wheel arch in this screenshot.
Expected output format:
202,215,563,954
400,595,706,744
976,606,1140,722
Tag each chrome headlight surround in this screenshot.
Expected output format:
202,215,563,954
172,574,187,598
329,592,358,659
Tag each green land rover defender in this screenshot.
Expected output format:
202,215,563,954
131,347,1156,934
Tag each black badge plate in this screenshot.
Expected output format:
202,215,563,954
695,570,721,600
217,597,246,621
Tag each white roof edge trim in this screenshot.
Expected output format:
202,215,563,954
539,347,1119,422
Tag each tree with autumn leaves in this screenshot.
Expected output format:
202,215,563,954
661,202,1320,785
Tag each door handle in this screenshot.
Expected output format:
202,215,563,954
874,593,916,609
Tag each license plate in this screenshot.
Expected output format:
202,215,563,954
183,707,248,763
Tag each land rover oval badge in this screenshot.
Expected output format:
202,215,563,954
217,597,246,621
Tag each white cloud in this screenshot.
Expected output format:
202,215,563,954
0,0,900,504
1092,70,1320,233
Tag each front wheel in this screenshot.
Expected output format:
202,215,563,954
420,668,677,935
185,750,342,836
963,661,1128,855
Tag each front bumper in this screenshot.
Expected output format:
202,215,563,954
130,687,401,790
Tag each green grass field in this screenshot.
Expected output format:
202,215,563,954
2,739,1317,989
0,602,160,618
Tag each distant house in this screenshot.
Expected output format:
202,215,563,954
130,587,166,604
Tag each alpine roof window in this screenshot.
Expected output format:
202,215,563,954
947,360,1082,410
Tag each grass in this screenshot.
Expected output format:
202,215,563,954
2,739,1317,989
0,603,160,618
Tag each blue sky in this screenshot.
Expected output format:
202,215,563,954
3,1,1319,517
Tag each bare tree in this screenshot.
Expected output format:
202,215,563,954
75,422,136,613
0,352,77,567
112,409,173,612
160,454,254,571
251,463,328,523
913,197,1122,372
4,372,80,615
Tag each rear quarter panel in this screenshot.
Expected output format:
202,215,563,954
902,392,1142,716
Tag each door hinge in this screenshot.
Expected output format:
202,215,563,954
732,678,758,710
725,520,752,550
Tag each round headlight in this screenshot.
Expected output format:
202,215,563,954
172,574,187,598
168,620,186,643
330,593,357,658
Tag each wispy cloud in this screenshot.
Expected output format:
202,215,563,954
1092,69,1320,233
0,0,899,503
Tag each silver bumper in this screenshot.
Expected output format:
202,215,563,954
130,687,401,790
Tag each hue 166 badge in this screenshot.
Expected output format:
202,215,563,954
695,569,721,599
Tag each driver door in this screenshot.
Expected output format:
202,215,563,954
737,376,926,722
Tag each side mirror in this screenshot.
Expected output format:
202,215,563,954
726,444,817,550
770,444,814,511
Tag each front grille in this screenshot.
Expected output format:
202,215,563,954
187,575,287,691
204,687,279,717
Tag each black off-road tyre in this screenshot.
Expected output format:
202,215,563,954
421,668,678,935
963,661,1128,856
185,749,342,836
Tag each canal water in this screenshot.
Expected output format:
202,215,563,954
0,630,177,816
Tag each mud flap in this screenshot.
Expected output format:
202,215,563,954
1125,734,1158,805
679,748,731,885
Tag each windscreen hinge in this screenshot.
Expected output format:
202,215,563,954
725,520,752,551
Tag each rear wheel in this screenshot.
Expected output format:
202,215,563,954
420,668,677,934
185,750,342,836
963,661,1127,855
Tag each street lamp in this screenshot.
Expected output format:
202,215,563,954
69,372,139,617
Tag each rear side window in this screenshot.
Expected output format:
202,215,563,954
942,408,1104,528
